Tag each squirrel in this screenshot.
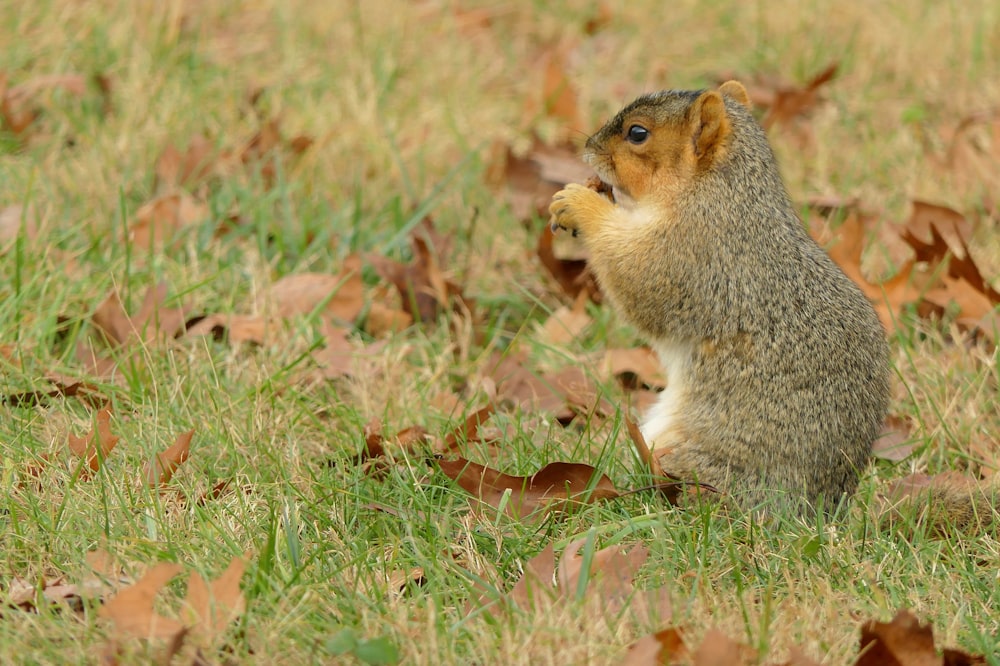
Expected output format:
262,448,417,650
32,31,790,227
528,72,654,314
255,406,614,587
548,81,892,515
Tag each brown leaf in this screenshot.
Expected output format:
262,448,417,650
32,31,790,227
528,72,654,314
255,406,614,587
93,283,189,348
309,325,386,381
260,255,365,323
759,63,839,129
154,134,216,192
816,211,926,331
488,352,606,423
898,201,1000,340
145,429,194,487
691,629,757,665
620,627,688,666
858,609,944,666
443,404,497,451
67,406,120,474
127,193,209,250
364,300,412,336
556,537,651,617
1,72,88,136
537,223,598,302
185,313,269,345
438,458,618,519
368,220,470,325
180,554,248,644
487,138,591,223
99,562,185,640
602,347,666,391
537,44,582,132
0,204,37,255
873,415,915,462
508,543,556,610
538,291,591,345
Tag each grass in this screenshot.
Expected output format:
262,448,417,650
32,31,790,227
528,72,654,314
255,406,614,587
2,0,1000,663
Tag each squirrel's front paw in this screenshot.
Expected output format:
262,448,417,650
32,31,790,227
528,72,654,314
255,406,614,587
549,183,611,237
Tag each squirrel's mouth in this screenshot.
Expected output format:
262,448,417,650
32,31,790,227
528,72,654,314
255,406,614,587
611,185,636,209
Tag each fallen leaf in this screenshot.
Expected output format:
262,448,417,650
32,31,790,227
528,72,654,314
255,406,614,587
1,72,88,137
816,210,926,331
508,543,556,610
601,347,666,390
92,283,189,347
67,406,120,474
145,429,194,487
620,627,688,666
443,404,497,451
538,291,591,345
488,352,606,423
154,134,216,192
486,136,593,223
185,313,269,345
364,299,412,336
99,562,185,640
536,43,582,132
309,324,387,381
690,628,757,665
438,458,618,519
761,63,838,130
0,204,37,255
127,193,209,250
556,537,649,612
181,554,248,645
385,567,426,597
259,255,365,323
537,223,598,302
857,609,986,666
873,415,915,462
368,220,471,325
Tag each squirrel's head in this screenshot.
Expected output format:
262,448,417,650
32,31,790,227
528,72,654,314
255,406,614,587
583,81,752,206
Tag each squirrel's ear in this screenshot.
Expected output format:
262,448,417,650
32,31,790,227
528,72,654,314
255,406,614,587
719,80,752,109
690,90,730,161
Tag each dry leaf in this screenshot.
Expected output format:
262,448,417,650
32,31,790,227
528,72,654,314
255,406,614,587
260,255,365,323
620,627,688,666
537,43,582,132
185,313,269,345
508,543,557,610
761,63,838,129
92,283,188,347
438,458,618,518
538,291,591,345
154,134,216,192
181,554,248,645
873,415,915,462
443,404,497,451
368,220,471,325
0,204,37,255
67,406,120,474
309,324,387,381
99,562,185,640
1,72,88,136
602,347,666,390
127,193,209,250
145,429,194,487
857,609,986,666
537,224,598,302
690,628,758,665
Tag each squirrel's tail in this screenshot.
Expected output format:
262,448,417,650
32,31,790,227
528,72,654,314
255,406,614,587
878,474,998,535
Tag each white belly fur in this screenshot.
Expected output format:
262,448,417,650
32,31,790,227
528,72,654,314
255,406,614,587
640,342,691,452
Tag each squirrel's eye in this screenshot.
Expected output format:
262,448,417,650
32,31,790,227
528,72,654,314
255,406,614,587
626,125,649,144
